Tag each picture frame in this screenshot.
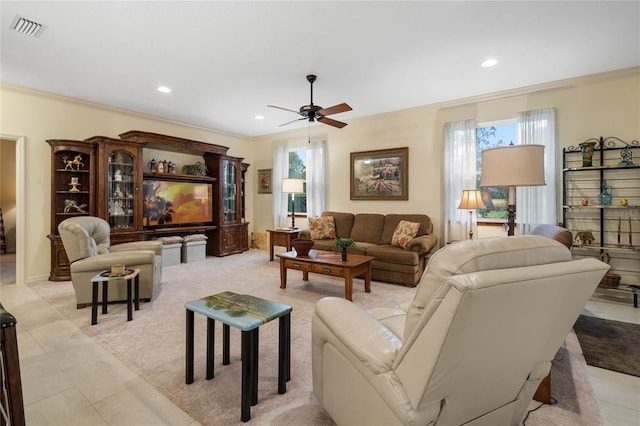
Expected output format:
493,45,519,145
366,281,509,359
350,147,408,200
257,169,272,194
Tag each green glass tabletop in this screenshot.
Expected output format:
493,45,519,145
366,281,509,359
185,291,292,331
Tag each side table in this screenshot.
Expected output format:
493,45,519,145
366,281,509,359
90,269,140,325
267,229,299,261
185,291,292,422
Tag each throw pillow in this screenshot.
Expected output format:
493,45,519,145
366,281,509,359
309,216,336,240
391,220,420,250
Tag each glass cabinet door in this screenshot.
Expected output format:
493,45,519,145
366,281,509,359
223,161,237,223
108,149,136,229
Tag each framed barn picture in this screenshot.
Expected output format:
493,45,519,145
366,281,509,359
350,147,408,200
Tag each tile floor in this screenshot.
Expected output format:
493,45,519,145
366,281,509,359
1,253,639,425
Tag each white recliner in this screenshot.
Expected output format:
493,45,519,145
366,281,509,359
312,235,608,426
58,216,162,308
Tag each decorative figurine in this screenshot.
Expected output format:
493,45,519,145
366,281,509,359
63,199,87,213
114,170,123,181
63,154,84,170
69,177,81,192
113,184,124,198
149,158,157,172
619,145,633,166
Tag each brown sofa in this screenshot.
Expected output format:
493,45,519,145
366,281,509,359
298,211,438,287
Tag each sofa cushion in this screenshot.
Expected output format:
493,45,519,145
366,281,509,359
322,211,355,238
391,220,420,249
380,214,432,245
366,245,420,266
309,216,336,240
350,214,385,244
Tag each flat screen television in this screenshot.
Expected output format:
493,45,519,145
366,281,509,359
142,179,213,227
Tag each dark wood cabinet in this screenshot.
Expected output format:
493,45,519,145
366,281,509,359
204,154,250,256
47,139,97,281
87,136,145,236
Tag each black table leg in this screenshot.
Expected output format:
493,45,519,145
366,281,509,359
241,330,252,422
206,318,215,380
185,309,194,384
126,278,133,321
223,324,230,365
278,313,291,393
102,281,108,314
134,274,140,311
251,328,259,406
91,281,99,325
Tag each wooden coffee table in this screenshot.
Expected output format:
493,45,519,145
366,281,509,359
276,249,374,301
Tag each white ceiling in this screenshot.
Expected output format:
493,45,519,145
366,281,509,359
2,1,639,138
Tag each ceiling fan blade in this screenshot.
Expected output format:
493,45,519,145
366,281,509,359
317,116,348,129
318,103,352,116
278,117,307,127
268,105,300,114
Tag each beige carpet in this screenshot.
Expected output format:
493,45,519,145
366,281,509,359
29,249,602,425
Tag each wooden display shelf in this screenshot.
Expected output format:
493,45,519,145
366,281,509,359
143,172,217,182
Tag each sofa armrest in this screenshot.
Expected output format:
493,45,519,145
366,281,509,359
407,234,438,255
111,241,162,256
298,229,311,239
313,297,402,374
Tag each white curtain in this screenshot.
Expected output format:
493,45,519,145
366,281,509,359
272,144,289,229
516,107,556,234
306,139,326,217
443,119,477,242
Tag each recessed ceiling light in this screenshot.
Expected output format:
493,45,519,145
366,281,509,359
255,115,264,120
481,58,498,67
157,86,171,93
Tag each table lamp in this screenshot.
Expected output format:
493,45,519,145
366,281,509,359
458,189,486,239
282,178,305,229
480,144,546,236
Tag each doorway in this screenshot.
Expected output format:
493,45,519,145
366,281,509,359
0,135,25,285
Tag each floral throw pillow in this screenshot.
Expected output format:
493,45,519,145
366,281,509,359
391,220,420,249
309,216,336,240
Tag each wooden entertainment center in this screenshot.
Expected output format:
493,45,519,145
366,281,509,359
47,130,249,281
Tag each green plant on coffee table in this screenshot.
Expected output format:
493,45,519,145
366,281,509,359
334,238,355,248
182,162,209,176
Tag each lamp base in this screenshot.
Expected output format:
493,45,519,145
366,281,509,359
507,204,516,236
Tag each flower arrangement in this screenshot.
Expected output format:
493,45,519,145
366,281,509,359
334,238,355,261
182,162,209,176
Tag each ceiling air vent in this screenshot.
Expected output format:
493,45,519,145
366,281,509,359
10,15,46,38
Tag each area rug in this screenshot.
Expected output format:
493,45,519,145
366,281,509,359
28,249,603,425
573,314,640,377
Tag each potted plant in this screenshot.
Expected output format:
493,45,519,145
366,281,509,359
334,238,355,261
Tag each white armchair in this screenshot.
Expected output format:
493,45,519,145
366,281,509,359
58,216,162,308
312,235,608,426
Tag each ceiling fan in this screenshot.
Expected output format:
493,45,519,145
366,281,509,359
268,74,352,129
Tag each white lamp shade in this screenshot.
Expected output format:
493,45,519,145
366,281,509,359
480,144,546,187
282,178,305,194
458,189,486,210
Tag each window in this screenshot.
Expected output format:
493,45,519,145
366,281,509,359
288,147,307,214
476,121,516,220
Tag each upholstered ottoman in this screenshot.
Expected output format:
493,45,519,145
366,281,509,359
157,236,184,266
182,234,208,263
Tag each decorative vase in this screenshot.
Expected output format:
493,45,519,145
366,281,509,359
598,180,613,206
341,246,347,261
291,238,314,256
579,141,597,167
